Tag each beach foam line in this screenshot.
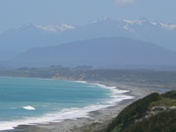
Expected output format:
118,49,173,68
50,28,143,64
74,80,134,106
0,81,134,131
93,83,129,93
0,95,133,131
0,104,110,131
89,82,134,106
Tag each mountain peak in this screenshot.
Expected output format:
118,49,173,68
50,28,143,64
98,16,111,21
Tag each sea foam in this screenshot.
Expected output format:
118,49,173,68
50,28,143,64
23,106,36,110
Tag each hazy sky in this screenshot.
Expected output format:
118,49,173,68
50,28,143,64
0,0,176,32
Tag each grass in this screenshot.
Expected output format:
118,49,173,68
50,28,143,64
150,97,176,108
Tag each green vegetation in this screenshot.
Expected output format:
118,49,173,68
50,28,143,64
104,91,176,132
124,110,176,132
105,93,160,132
150,97,176,108
162,90,176,99
149,91,176,108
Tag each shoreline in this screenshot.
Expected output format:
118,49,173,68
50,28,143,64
4,80,155,132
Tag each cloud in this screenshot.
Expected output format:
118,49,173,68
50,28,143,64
115,0,138,6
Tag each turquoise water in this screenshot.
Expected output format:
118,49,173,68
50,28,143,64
0,77,132,131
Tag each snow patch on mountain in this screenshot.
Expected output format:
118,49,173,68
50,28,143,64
160,23,176,31
122,25,134,32
10,23,75,33
119,18,176,31
122,19,145,25
36,24,75,32
151,21,176,31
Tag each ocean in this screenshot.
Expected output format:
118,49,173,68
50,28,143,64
0,77,133,131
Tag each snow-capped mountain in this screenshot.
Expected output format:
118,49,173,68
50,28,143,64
0,23,76,57
85,17,176,50
90,16,176,31
121,18,176,31
0,17,176,61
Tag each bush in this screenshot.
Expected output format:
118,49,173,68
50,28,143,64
123,110,176,132
105,93,160,132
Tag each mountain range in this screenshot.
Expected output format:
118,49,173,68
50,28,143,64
0,17,176,61
6,37,176,68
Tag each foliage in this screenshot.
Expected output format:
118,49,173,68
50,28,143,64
123,110,176,132
150,91,176,107
105,91,176,132
105,93,160,132
162,90,176,99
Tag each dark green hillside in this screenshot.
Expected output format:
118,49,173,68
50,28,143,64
105,91,176,132
124,110,176,132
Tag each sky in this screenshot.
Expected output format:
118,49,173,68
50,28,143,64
0,0,176,32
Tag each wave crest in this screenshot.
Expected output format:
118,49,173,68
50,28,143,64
23,106,35,110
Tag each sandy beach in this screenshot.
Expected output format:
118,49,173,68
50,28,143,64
5,81,154,132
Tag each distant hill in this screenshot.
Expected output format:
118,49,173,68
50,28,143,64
0,17,176,60
7,37,176,68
